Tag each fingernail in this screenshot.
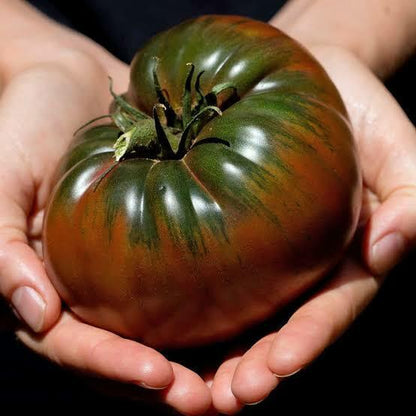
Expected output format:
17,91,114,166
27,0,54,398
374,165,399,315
273,367,302,378
138,381,169,390
371,232,406,276
246,398,265,406
11,286,46,332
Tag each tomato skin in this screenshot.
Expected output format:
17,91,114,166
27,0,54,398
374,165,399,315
43,16,362,348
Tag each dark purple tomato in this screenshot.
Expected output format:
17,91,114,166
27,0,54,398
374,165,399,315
43,15,362,348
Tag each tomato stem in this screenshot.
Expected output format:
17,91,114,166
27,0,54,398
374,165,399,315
113,119,159,161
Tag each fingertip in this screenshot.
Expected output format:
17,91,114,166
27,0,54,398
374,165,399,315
231,364,279,406
212,398,243,415
362,182,416,276
267,344,301,377
162,362,212,416
273,367,302,378
11,285,47,332
368,231,407,276
16,284,62,334
267,329,312,378
212,382,244,415
0,240,62,333
136,349,175,389
36,275,63,333
363,199,413,276
82,333,175,390
211,356,244,415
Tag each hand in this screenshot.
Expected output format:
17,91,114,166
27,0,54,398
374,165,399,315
209,46,416,413
0,19,211,416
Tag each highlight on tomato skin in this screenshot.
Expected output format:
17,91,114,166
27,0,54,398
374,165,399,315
42,15,362,349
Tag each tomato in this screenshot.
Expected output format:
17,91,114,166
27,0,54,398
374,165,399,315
43,15,362,348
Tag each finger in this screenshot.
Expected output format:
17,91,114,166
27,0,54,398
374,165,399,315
17,312,212,415
161,362,212,416
365,189,416,276
211,356,244,414
267,258,380,376
231,334,279,405
0,197,61,332
360,105,416,275
17,311,174,390
350,58,416,275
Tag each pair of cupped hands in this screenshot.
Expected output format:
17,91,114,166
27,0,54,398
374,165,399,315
0,13,415,416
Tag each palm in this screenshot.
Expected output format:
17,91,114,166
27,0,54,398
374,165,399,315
19,66,117,258
209,46,416,413
0,58,212,415
0,58,116,331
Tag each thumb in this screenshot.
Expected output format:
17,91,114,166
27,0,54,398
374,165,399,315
356,73,416,275
309,45,416,276
363,160,416,276
0,197,61,332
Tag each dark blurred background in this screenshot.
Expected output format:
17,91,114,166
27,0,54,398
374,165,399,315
1,0,414,413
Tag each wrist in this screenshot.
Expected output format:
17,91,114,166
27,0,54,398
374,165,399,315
0,0,124,87
270,0,416,78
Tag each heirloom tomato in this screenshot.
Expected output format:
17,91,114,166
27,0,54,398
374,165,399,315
43,15,362,348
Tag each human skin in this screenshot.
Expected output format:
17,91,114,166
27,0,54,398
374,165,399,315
0,1,415,415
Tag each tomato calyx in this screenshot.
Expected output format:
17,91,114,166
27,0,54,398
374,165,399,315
74,57,239,163
112,104,179,161
112,59,237,161
75,60,237,162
